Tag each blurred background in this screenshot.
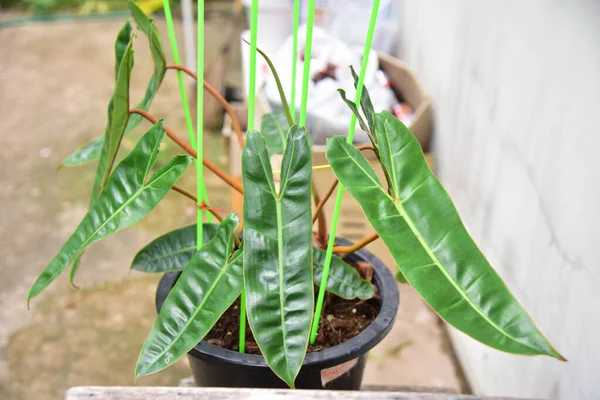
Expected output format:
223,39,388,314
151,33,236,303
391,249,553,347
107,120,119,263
1,0,598,399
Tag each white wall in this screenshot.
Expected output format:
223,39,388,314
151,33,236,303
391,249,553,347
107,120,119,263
395,1,600,398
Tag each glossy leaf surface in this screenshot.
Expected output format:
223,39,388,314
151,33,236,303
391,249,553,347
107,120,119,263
326,112,563,360
64,21,136,282
136,213,243,378
60,21,133,168
61,3,167,168
92,39,134,198
126,0,166,130
313,249,373,300
131,224,218,273
28,122,192,303
242,127,313,387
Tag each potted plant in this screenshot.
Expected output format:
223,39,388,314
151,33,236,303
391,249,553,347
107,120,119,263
27,2,564,391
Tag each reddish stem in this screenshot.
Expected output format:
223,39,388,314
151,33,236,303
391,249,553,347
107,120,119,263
166,64,246,149
130,108,244,194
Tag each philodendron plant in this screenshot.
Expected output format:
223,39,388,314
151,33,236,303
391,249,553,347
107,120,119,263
28,2,564,389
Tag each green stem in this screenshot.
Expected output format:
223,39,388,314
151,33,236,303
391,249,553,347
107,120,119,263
248,42,294,127
298,0,316,127
162,0,213,223
196,0,205,253
162,0,196,150
247,0,258,132
239,290,247,352
290,0,300,123
239,0,260,354
310,0,381,345
249,40,328,243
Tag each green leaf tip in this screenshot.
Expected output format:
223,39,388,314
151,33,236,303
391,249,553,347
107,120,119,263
60,9,165,169
243,125,313,388
27,122,190,305
135,213,243,379
313,248,374,300
326,111,563,361
349,65,376,135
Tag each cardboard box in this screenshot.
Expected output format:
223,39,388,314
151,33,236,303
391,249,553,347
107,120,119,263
378,52,433,151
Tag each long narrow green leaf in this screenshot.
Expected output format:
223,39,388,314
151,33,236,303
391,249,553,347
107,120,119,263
136,213,243,378
66,9,168,282
313,249,373,300
28,122,192,303
337,88,370,136
326,112,563,360
60,21,132,169
114,20,134,79
350,65,376,135
131,224,218,273
127,0,167,130
60,136,105,168
250,41,294,126
61,3,167,168
93,40,135,198
242,127,314,388
64,21,135,281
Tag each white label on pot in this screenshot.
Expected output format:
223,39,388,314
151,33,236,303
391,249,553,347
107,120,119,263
320,358,358,386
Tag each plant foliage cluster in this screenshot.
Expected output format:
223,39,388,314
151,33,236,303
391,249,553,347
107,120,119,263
28,3,563,388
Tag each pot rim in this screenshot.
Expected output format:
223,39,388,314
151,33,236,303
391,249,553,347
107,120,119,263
155,237,399,370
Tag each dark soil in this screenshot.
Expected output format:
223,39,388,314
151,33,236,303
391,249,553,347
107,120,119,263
204,260,381,355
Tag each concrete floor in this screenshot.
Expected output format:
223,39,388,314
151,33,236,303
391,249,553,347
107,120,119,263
0,7,464,400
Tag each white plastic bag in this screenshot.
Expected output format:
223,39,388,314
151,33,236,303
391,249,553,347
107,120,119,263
263,26,397,145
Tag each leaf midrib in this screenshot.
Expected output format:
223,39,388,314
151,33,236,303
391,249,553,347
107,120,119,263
143,245,240,370
337,140,540,352
42,161,182,291
275,198,290,373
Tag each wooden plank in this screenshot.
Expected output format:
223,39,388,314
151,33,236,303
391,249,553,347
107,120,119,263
65,386,519,400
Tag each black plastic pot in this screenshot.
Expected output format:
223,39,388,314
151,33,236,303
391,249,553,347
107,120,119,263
155,237,399,389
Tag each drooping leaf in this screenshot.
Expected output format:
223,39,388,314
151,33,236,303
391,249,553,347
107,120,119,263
60,136,105,168
114,20,134,79
337,88,370,135
249,41,294,126
131,224,219,273
127,0,167,130
28,122,192,303
242,127,314,388
350,65,376,135
61,3,167,168
66,11,168,283
66,33,135,282
59,22,132,168
313,249,374,300
136,213,243,378
261,109,289,156
326,112,563,360
92,39,135,198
